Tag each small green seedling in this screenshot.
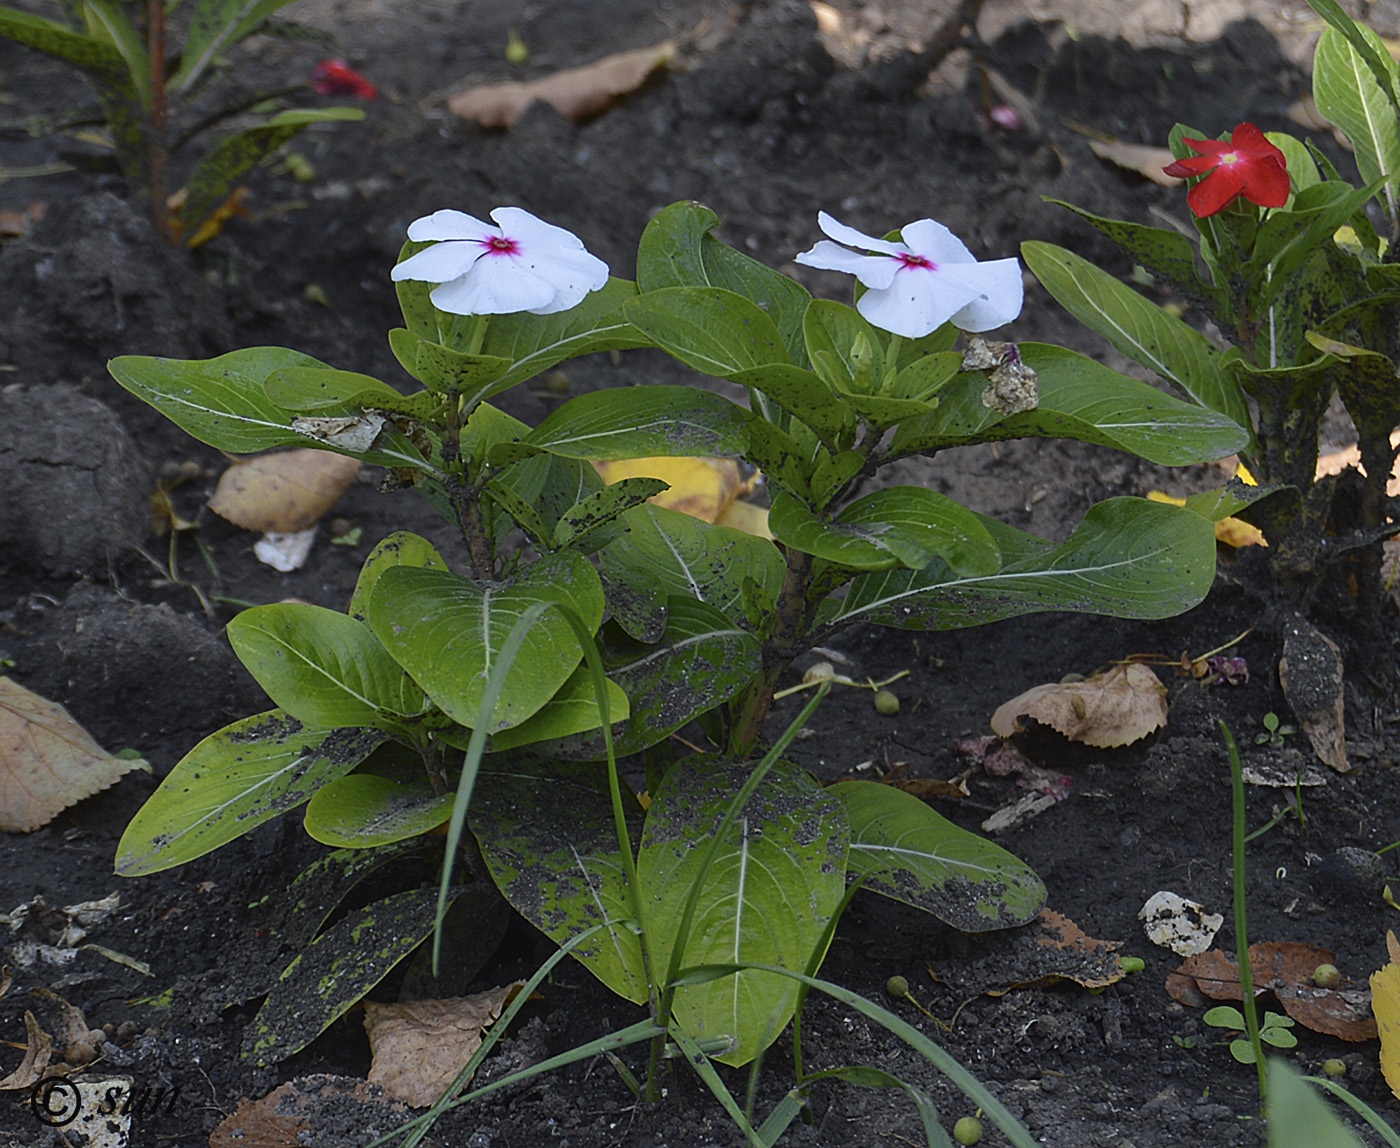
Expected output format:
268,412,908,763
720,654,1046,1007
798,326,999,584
1174,1034,1197,1050
1204,1005,1297,1063
1255,711,1297,748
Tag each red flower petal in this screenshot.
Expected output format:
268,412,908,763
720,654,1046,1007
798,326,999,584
1187,165,1247,217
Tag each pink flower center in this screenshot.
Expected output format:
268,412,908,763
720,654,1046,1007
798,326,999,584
482,235,521,257
897,253,936,271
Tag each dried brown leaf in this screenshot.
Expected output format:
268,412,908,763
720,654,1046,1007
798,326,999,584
929,908,1124,995
1168,941,1376,1042
990,663,1167,748
0,677,145,832
364,983,520,1107
1279,616,1348,772
209,1074,405,1148
448,41,674,128
208,449,360,534
0,1011,52,1091
1087,138,1182,186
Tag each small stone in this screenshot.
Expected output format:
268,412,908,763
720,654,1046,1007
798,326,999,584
116,1020,140,1042
64,1042,96,1066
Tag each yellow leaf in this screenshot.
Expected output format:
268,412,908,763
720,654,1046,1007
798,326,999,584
0,678,146,832
1371,931,1400,1100
593,456,762,529
990,663,1168,748
208,449,360,533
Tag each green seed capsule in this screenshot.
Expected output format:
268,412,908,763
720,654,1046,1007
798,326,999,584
1312,963,1341,989
953,1116,983,1145
885,975,910,998
1322,1059,1347,1078
874,688,900,716
1119,957,1145,974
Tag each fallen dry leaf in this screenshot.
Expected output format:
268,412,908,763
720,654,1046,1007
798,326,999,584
1087,138,1182,187
448,41,674,128
593,456,760,526
364,983,520,1107
990,663,1167,748
1279,615,1348,773
1167,941,1376,1042
210,1074,406,1148
928,908,1124,995
208,449,360,534
0,677,146,832
1371,931,1400,1100
1139,891,1222,957
0,1011,52,1091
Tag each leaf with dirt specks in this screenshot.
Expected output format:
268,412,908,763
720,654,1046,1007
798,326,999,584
831,780,1045,932
0,677,147,832
115,711,388,876
990,663,1168,748
364,986,521,1106
245,886,466,1065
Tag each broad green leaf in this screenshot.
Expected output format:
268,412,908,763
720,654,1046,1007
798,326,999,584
244,886,464,1065
1021,242,1251,433
803,300,885,394
461,400,530,470
1183,480,1285,524
1310,0,1400,107
227,603,426,729
636,201,812,363
0,5,127,83
479,277,650,390
831,781,1045,930
624,287,789,376
411,337,512,402
81,0,148,103
600,564,668,644
553,476,669,552
1044,199,1211,299
544,596,762,758
1266,1058,1369,1148
263,365,429,417
891,352,962,402
485,665,630,751
303,775,452,847
367,550,604,730
348,531,448,623
1266,132,1323,194
600,503,784,618
471,759,649,1003
891,344,1250,464
115,712,388,876
819,496,1217,633
728,363,853,442
108,347,323,452
178,108,365,236
810,449,866,509
173,0,302,92
770,488,1000,575
639,756,848,1065
519,385,751,461
1315,24,1400,222
1245,181,1379,310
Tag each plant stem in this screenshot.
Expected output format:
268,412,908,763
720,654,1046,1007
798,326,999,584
147,0,170,237
1222,720,1268,1100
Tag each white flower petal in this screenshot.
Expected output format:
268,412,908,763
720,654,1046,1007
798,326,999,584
794,241,900,290
942,258,1024,332
429,260,557,316
390,240,482,283
900,218,976,265
405,209,496,243
815,211,907,257
856,272,980,338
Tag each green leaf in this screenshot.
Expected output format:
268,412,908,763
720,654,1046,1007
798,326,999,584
174,0,303,91
636,201,812,364
803,300,885,393
1314,24,1400,222
1245,181,1380,310
485,665,630,751
479,277,650,390
891,344,1250,464
831,781,1045,930
243,886,464,1065
625,287,789,376
891,352,962,402
600,503,784,618
553,476,669,552
1267,1058,1369,1148
770,488,1000,575
109,347,325,452
303,775,453,847
408,340,513,402
367,550,604,730
472,758,649,1003
638,755,848,1065
81,0,148,104
0,5,128,83
1021,242,1252,434
519,385,751,462
263,365,427,417
1266,131,1323,194
1044,199,1212,300
728,363,853,443
115,713,388,876
819,496,1217,632
226,603,426,729
348,531,448,624
1308,0,1400,109
178,108,365,236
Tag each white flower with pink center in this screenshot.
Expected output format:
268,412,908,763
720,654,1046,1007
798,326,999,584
391,207,609,316
794,211,1023,338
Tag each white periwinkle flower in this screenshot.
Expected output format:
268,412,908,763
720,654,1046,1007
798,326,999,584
794,211,1023,338
391,206,609,316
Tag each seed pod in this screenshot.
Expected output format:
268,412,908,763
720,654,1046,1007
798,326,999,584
885,975,910,998
874,689,900,716
953,1116,983,1145
1312,963,1341,989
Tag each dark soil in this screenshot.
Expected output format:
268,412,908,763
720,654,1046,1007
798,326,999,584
3,1,1400,1145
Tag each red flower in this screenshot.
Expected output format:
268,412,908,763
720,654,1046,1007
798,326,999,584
1162,122,1289,217
311,59,378,100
